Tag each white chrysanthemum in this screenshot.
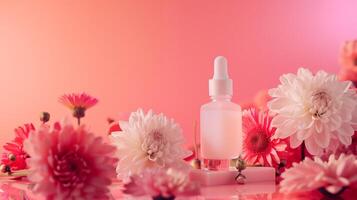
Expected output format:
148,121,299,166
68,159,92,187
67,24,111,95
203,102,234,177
111,109,190,179
268,68,357,155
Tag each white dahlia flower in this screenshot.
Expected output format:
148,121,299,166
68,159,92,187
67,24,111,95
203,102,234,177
111,109,191,179
268,68,357,155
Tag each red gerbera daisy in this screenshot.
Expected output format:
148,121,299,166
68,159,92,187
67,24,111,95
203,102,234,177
59,92,98,125
1,123,35,172
242,108,286,167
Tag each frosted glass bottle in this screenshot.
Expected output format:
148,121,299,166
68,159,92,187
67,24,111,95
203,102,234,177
200,56,242,171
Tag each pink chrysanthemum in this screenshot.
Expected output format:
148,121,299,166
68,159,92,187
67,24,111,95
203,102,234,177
242,108,286,167
0,184,30,199
280,154,357,195
123,168,200,199
242,90,272,111
24,121,117,200
59,93,98,125
1,123,35,172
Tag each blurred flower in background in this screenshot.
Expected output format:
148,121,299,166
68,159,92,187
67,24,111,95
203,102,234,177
107,112,130,135
241,90,271,111
339,40,357,87
59,92,98,125
0,184,30,199
107,117,121,135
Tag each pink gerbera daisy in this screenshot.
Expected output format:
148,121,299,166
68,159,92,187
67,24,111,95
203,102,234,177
24,121,117,200
242,108,287,167
1,123,35,172
59,92,98,125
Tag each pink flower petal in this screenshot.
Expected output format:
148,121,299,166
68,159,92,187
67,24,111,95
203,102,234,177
270,149,280,163
24,121,116,199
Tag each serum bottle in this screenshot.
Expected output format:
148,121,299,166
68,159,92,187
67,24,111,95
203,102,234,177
200,56,242,171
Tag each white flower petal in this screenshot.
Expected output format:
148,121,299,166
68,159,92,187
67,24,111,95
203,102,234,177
280,73,297,85
296,114,314,130
305,137,323,155
351,107,357,127
338,123,355,136
338,134,352,146
268,98,292,112
118,120,129,130
296,128,314,140
313,129,330,148
275,127,294,139
271,115,288,127
275,143,287,151
297,68,313,78
273,119,298,139
314,121,323,133
339,100,356,122
326,186,344,195
328,115,342,131
290,134,303,149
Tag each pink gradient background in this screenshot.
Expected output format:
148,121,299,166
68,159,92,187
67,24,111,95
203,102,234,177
0,0,356,147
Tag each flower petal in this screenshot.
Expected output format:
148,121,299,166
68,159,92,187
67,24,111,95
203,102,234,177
313,129,330,148
270,149,280,164
296,128,314,141
290,134,303,149
273,119,298,139
305,137,323,155
271,115,288,128
314,121,323,133
338,124,355,136
266,154,273,166
338,134,352,146
275,143,287,151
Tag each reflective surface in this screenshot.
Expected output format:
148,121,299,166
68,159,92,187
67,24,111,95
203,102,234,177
0,179,355,200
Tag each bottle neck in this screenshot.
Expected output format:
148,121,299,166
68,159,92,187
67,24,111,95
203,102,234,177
210,95,232,102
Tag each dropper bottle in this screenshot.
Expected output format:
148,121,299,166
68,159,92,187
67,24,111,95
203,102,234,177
200,56,242,171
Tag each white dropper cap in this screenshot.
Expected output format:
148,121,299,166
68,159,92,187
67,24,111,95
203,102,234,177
209,56,233,97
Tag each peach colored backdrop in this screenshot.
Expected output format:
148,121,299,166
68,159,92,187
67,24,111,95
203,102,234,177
1,0,356,148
